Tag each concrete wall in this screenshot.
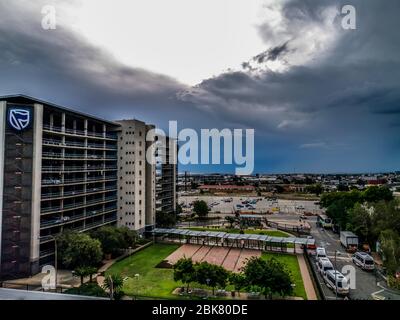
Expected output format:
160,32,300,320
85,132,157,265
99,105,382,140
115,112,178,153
0,102,6,272
30,104,43,274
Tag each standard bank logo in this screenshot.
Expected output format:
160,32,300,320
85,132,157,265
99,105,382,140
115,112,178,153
7,107,32,131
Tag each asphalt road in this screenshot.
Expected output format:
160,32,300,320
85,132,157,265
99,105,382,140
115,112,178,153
308,216,383,300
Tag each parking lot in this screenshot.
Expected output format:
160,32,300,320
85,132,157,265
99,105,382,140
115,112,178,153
180,196,321,215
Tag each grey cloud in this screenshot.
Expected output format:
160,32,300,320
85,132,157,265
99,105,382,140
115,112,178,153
1,0,399,173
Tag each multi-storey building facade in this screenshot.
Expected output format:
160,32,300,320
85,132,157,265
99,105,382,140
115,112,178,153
116,120,156,233
156,136,177,219
0,95,173,280
0,95,119,279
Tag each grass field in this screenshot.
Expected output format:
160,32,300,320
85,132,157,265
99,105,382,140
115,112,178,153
187,227,292,238
106,243,182,299
107,243,307,299
261,252,307,300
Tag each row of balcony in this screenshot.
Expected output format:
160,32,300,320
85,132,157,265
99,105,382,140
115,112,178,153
42,176,118,186
41,186,118,200
39,216,117,245
43,139,117,150
43,124,117,140
42,165,118,173
41,196,117,214
41,206,117,228
42,152,117,160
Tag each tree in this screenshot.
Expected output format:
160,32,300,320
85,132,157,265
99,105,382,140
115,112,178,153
91,226,125,257
195,262,229,295
306,184,323,196
103,274,125,300
173,258,196,292
242,257,293,299
379,229,400,275
73,266,97,285
156,211,177,227
364,186,393,203
119,226,138,249
58,232,102,269
193,200,209,219
348,203,372,243
229,273,246,297
225,216,237,229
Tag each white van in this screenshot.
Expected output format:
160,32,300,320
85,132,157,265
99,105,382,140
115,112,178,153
316,257,334,276
324,270,350,295
352,252,375,271
316,247,327,260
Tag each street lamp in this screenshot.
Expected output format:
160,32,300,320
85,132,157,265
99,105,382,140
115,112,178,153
334,250,341,300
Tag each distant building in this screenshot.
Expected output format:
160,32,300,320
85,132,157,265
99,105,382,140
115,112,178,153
198,185,255,193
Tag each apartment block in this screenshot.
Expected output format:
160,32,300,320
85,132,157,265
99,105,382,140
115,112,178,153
0,95,171,280
156,136,177,218
115,120,156,233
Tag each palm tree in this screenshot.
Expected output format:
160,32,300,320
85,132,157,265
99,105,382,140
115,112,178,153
103,274,124,300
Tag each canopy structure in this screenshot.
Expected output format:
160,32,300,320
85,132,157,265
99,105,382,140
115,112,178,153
151,228,315,253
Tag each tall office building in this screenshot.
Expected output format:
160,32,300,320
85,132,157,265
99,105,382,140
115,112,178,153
0,95,119,279
0,95,171,280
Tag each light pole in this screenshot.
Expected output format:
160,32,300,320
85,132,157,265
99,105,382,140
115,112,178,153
54,237,58,291
334,250,341,300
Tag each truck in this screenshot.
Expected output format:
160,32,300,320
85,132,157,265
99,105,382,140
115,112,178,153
340,231,359,252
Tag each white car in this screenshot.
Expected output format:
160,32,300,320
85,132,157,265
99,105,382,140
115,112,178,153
316,247,327,260
352,252,375,271
316,257,334,276
324,270,350,295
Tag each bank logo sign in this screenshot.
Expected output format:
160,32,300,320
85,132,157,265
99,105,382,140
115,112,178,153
7,107,33,131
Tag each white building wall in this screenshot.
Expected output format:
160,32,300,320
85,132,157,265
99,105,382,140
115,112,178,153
117,120,153,232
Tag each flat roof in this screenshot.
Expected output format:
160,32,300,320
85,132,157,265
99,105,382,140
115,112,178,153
0,288,107,300
152,228,316,245
0,94,120,126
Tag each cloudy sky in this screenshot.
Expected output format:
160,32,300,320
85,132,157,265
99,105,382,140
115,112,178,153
1,0,399,174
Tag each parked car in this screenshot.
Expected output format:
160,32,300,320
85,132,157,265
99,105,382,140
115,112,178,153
324,270,350,295
316,257,334,276
316,247,327,260
352,251,375,271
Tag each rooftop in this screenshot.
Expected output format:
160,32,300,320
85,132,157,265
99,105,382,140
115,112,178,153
0,94,119,126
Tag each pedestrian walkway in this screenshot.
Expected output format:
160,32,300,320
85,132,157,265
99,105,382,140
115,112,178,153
297,254,318,300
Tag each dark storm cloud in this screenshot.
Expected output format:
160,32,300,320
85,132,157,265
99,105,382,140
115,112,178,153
179,0,400,172
1,0,399,173
253,41,290,64
0,0,209,129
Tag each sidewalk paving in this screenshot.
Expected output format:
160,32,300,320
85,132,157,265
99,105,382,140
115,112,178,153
297,254,318,300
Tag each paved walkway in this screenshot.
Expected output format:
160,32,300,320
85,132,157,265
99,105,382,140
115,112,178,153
297,254,318,300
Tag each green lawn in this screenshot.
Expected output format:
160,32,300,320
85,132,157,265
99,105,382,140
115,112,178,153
107,243,307,300
187,227,292,238
106,243,182,299
261,252,307,300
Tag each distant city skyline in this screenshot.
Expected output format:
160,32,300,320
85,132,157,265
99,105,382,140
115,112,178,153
0,0,399,173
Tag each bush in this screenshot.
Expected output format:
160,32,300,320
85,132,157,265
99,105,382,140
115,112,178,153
66,282,108,298
387,276,400,291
